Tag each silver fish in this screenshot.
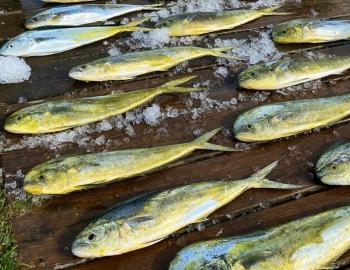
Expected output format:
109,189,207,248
26,4,162,29
0,17,150,57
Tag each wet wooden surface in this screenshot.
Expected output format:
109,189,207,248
1,0,350,269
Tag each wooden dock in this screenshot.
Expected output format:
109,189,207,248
1,0,350,269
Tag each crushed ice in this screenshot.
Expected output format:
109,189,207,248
0,56,31,84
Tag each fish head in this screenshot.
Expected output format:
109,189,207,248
0,35,35,56
238,63,277,90
25,14,48,29
4,107,44,134
69,63,99,82
316,142,350,185
25,12,57,29
233,104,284,142
272,20,304,44
72,219,121,258
24,159,79,194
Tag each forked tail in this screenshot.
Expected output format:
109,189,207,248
209,46,244,60
119,17,154,32
193,128,238,152
260,5,292,16
158,76,207,94
245,161,302,189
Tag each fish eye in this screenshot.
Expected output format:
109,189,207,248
9,44,13,48
16,116,22,120
331,165,337,170
39,175,45,180
247,123,253,129
88,233,96,241
281,30,287,35
250,72,255,76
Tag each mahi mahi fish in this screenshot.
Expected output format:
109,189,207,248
233,92,350,142
169,205,350,270
273,19,350,44
316,141,350,185
4,76,204,134
0,18,151,57
24,128,237,195
238,56,350,90
26,4,162,29
71,161,300,258
156,6,289,37
69,46,238,81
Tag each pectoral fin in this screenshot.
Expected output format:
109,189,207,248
233,251,273,268
126,215,156,227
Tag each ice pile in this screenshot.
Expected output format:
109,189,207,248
131,29,171,49
0,56,31,84
215,30,284,65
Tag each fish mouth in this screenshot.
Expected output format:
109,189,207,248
234,131,258,142
0,46,8,56
4,122,30,134
23,183,45,194
24,22,35,30
69,66,88,81
71,242,96,258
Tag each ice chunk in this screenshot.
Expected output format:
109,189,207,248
131,28,170,49
143,104,161,126
215,31,284,65
0,56,31,84
108,45,121,56
214,66,229,78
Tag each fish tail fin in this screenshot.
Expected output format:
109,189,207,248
143,4,164,10
246,161,302,189
158,76,207,94
193,128,237,152
209,46,243,60
260,5,292,15
119,17,153,32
